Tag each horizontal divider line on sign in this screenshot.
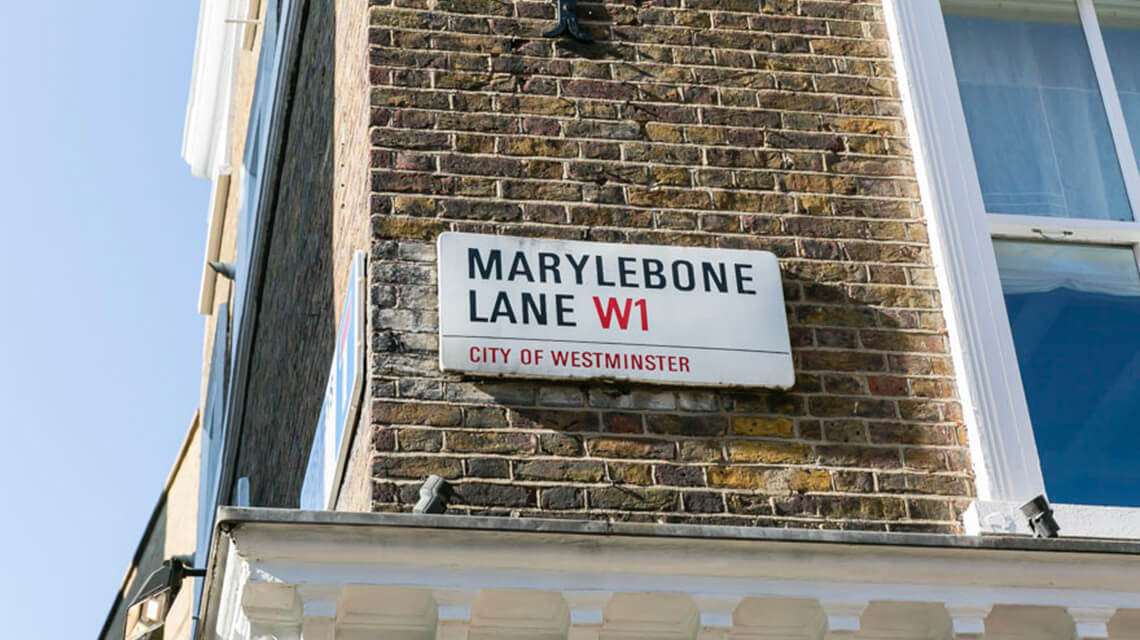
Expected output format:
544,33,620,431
442,334,790,355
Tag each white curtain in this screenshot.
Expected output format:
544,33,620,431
944,12,1132,221
994,240,1140,296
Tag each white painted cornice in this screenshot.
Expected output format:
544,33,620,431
199,510,1140,640
182,0,246,179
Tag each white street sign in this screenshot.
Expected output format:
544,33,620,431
437,232,794,388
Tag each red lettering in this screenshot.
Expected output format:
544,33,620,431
634,298,648,331
605,353,620,368
593,296,633,330
680,356,690,372
552,350,569,366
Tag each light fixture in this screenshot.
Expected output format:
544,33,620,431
124,558,206,640
413,475,453,514
1020,494,1060,538
208,261,236,280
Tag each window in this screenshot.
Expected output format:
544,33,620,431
994,240,1140,507
884,0,1140,534
194,303,229,615
940,0,1140,509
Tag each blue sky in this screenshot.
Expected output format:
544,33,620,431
0,2,210,637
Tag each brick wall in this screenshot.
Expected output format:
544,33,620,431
364,0,974,532
334,0,379,512
236,0,355,508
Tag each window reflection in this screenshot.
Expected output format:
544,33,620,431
1100,5,1140,187
995,240,1140,506
944,2,1132,220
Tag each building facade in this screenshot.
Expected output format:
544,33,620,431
109,0,1140,637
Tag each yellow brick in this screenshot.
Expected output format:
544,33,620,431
731,416,795,438
727,441,813,464
789,469,832,492
708,466,767,489
645,123,683,143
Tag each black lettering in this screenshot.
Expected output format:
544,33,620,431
489,291,517,323
468,248,502,280
618,257,639,288
702,262,728,293
468,290,488,322
555,294,576,326
538,252,561,284
566,253,590,285
521,293,547,324
672,260,695,291
643,258,666,289
595,255,616,287
735,263,757,295
507,252,535,282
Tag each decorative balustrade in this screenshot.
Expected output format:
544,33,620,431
201,509,1140,640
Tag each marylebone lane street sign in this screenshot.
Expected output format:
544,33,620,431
437,232,794,388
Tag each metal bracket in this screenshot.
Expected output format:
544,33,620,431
544,0,592,41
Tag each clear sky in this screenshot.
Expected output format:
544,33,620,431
0,2,210,637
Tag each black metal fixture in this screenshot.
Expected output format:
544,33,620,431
208,260,237,280
413,475,453,514
1020,494,1060,538
124,558,207,640
544,0,591,42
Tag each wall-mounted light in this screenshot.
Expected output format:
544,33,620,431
413,475,453,514
124,558,206,640
1020,494,1060,538
208,261,236,281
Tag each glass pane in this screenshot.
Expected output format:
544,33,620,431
1099,4,1140,179
995,240,1140,507
943,1,1132,221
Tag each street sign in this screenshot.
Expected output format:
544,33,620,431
437,233,794,388
300,250,366,510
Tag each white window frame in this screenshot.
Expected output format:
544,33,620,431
884,0,1140,538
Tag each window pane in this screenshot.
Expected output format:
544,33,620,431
943,2,1132,221
1099,5,1140,178
995,240,1140,507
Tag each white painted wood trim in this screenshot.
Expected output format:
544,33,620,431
198,172,232,315
881,0,1045,503
964,500,1140,540
199,519,1140,640
183,0,246,179
989,213,1140,244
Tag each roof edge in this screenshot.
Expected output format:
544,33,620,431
215,506,1140,556
98,411,201,640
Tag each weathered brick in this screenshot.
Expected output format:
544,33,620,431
541,486,584,509
453,482,535,507
359,0,969,530
373,456,463,479
446,430,535,454
730,416,795,438
515,459,605,483
588,487,678,511
588,437,675,460
511,409,599,432
727,441,813,464
373,401,462,426
398,428,443,452
645,414,728,437
608,461,654,485
683,491,725,513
